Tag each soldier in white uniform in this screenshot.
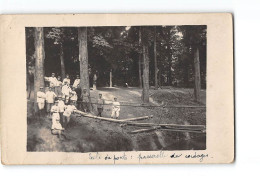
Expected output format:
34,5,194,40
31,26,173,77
62,82,71,104
111,97,120,119
45,73,58,89
36,87,46,118
63,100,77,129
57,96,66,127
70,87,78,102
56,76,63,96
46,87,57,119
63,74,71,85
72,75,80,88
51,100,64,138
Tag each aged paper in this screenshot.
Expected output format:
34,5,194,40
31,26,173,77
0,14,234,164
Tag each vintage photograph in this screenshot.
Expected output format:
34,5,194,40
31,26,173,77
26,25,207,152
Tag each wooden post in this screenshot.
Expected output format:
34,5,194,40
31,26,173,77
194,47,201,102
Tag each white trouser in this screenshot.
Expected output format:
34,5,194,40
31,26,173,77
111,109,120,118
38,102,45,110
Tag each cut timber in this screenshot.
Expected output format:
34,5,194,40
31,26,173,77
129,128,158,134
160,128,205,133
129,128,204,134
124,122,205,131
121,115,153,122
74,110,152,123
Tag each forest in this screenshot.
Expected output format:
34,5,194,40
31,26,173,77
26,25,207,152
26,25,206,104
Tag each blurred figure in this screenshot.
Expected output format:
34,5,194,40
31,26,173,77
73,75,80,88
51,100,64,138
81,88,91,112
97,93,104,117
56,76,63,96
45,87,57,119
63,100,77,129
62,81,71,104
111,97,120,119
63,74,71,85
36,87,46,118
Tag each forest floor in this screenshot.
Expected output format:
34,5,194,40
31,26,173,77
27,87,206,152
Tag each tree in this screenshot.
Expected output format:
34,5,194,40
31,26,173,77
178,25,206,102
139,27,143,88
154,27,158,89
141,27,150,103
34,27,45,113
194,47,201,102
78,27,91,94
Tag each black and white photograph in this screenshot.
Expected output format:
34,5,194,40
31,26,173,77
26,25,207,152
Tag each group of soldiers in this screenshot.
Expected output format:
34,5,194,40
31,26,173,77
36,73,121,138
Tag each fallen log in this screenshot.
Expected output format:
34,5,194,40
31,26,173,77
129,127,205,134
160,128,205,133
128,128,158,134
74,110,152,123
124,122,206,131
121,115,153,122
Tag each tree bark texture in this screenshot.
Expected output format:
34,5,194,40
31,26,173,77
34,27,45,112
154,27,158,89
60,43,66,80
78,27,90,94
194,47,201,102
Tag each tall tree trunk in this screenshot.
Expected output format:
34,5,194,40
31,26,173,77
154,27,158,89
60,43,66,80
110,69,112,87
78,27,92,110
138,27,142,88
194,47,201,102
34,27,45,113
167,47,172,86
142,27,149,103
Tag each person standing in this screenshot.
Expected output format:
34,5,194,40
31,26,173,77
63,100,77,129
70,87,78,104
63,74,71,86
111,97,120,119
73,75,80,88
51,100,64,138
45,73,58,90
57,96,66,127
62,82,71,104
56,76,63,96
36,87,46,118
81,88,91,112
46,87,57,119
97,93,104,117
